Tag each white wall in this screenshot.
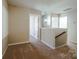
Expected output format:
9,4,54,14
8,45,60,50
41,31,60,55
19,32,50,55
41,28,55,49
2,0,8,39
67,9,77,50
2,0,8,55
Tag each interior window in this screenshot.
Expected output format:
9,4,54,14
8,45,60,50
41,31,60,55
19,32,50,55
42,15,51,27
52,16,58,28
42,15,67,28
59,16,67,28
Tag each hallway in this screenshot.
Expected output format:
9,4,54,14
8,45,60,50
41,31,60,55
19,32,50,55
3,38,73,59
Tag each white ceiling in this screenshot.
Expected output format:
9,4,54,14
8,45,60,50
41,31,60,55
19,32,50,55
8,0,77,14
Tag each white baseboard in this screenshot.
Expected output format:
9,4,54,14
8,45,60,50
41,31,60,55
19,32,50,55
8,41,30,46
41,40,55,49
3,41,30,57
67,40,77,50
2,46,8,57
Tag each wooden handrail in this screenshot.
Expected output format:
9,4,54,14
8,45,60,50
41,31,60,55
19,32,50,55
55,31,66,38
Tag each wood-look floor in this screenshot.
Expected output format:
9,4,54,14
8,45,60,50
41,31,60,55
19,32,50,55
3,39,73,59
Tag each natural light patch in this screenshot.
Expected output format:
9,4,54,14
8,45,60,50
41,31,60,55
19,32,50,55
59,16,67,28
52,16,58,28
43,15,51,27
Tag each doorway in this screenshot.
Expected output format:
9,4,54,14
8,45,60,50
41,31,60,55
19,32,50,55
29,14,39,42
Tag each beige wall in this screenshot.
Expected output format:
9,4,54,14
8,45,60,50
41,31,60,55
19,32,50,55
2,0,8,55
67,9,77,50
8,5,41,44
55,32,67,47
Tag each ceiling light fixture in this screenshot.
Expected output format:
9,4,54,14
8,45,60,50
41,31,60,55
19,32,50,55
63,8,72,11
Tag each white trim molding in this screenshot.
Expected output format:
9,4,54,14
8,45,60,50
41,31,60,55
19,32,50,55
8,41,30,46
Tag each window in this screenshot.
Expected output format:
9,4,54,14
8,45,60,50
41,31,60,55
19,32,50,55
52,16,58,28
43,15,51,27
59,16,67,28
42,15,67,28
51,16,67,28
